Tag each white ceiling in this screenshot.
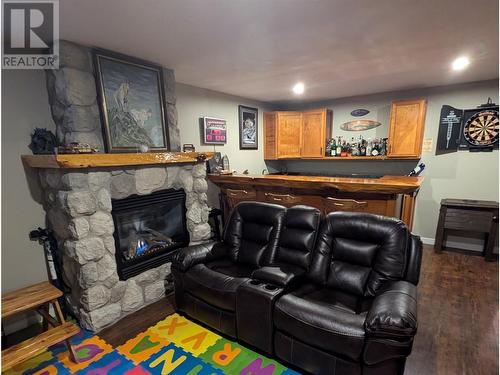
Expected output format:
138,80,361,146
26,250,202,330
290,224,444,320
60,0,499,103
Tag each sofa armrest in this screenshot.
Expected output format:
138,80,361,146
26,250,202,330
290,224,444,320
172,241,229,272
364,281,417,339
405,234,423,285
251,264,305,287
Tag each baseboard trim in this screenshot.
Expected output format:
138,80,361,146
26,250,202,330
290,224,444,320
421,237,435,246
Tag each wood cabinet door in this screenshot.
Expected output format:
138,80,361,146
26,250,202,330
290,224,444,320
388,98,427,158
277,112,302,158
301,109,331,158
264,112,278,160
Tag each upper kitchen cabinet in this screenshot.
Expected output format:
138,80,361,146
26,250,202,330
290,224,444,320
264,111,302,159
264,112,278,160
387,98,427,158
276,112,303,158
264,109,332,160
301,109,333,158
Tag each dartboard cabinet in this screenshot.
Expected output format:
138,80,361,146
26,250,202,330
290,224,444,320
458,100,499,151
436,99,499,154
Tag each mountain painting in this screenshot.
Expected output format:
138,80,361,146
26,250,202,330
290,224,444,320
94,50,169,152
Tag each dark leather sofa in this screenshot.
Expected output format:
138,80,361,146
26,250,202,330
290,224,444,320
172,202,422,375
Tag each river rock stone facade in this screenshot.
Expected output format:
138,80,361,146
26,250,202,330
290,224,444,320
45,40,181,152
38,163,210,331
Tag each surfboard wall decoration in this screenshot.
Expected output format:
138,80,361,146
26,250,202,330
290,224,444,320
340,119,382,131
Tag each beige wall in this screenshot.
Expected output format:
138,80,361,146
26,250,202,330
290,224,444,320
274,80,499,249
175,83,272,206
1,70,54,294
176,83,270,173
415,81,499,248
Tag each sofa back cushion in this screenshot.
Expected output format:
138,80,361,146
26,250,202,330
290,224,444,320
309,212,409,297
223,201,286,268
274,205,321,270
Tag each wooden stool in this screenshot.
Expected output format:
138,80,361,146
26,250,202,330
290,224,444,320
2,281,79,371
435,199,499,261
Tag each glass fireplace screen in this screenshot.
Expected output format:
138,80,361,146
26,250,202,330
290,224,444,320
111,188,189,279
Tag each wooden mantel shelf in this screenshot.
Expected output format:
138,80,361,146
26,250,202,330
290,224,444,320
21,152,214,169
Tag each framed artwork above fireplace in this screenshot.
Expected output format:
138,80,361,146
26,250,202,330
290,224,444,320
93,48,170,153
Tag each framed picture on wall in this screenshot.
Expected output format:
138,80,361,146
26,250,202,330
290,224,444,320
203,117,227,144
238,105,258,149
93,48,170,153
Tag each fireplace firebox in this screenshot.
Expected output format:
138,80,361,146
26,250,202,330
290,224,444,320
112,188,189,280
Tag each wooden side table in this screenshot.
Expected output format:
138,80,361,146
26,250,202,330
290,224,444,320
1,282,79,371
435,199,499,261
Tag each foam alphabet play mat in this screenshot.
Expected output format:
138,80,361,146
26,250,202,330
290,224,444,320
3,313,300,375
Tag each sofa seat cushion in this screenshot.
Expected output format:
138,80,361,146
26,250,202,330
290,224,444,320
274,284,368,361
183,262,252,311
205,259,255,278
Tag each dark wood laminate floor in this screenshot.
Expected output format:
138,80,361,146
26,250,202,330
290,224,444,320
99,246,499,374
405,246,498,375
99,294,176,347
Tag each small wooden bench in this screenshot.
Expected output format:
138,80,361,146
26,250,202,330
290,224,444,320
2,282,79,371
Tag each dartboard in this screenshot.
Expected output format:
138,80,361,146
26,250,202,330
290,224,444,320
463,110,499,146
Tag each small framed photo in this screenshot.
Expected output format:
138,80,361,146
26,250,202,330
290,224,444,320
182,143,195,152
238,105,258,149
203,117,227,145
207,152,223,174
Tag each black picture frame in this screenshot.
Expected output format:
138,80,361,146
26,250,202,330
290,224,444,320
238,105,258,149
92,48,170,153
203,117,227,145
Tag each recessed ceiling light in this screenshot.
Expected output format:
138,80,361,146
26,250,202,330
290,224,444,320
292,82,305,95
452,56,470,71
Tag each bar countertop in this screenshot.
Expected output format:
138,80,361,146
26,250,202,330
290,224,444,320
208,174,424,195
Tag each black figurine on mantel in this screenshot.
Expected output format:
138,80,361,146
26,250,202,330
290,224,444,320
29,128,57,155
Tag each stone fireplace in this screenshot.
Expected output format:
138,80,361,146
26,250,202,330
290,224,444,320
37,163,211,332
25,40,212,332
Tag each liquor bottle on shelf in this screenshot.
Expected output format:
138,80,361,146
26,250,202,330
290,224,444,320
380,138,387,156
351,137,358,156
325,138,331,156
341,139,348,157
408,163,425,176
371,138,380,156
330,138,336,157
366,138,372,156
336,137,342,156
360,138,366,156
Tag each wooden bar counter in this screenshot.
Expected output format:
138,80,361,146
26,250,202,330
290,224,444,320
208,174,423,230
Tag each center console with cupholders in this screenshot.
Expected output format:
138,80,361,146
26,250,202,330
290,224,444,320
236,279,284,354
